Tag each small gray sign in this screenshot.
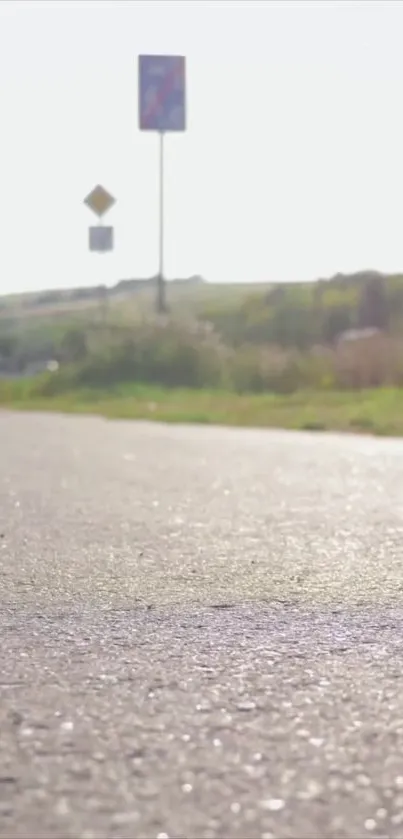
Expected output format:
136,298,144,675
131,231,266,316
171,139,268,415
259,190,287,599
89,226,114,252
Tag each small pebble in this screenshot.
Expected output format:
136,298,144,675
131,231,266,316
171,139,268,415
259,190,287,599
236,700,256,712
111,812,139,826
309,737,324,747
55,798,69,816
261,798,285,811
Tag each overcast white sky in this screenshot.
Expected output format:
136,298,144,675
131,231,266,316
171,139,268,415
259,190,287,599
1,0,403,293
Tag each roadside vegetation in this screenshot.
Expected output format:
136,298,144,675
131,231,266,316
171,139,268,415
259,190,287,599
1,270,403,436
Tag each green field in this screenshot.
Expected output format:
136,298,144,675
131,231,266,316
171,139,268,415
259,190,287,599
2,381,403,437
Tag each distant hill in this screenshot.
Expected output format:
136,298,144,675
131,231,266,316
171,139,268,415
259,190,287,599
1,269,402,352
0,274,272,321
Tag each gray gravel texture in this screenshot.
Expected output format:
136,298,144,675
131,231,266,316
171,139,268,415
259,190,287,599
2,411,403,839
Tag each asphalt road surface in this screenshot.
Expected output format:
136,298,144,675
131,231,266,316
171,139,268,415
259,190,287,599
2,411,403,839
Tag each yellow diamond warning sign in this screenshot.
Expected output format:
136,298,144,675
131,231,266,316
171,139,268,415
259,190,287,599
84,185,115,217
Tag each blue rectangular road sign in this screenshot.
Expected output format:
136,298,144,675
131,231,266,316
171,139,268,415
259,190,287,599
138,55,186,132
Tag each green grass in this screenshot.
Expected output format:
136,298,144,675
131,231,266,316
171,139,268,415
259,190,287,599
1,379,403,436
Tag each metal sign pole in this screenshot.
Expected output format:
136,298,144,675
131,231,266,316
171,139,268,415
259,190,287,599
138,54,186,316
157,131,167,314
